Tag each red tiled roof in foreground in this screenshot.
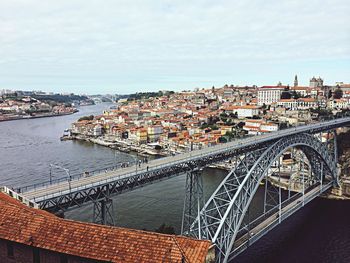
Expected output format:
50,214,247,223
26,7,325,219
0,192,212,263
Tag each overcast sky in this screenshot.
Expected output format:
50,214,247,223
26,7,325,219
0,0,349,94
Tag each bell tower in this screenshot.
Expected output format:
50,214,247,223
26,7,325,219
294,75,298,87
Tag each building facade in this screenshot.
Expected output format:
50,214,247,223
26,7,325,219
309,76,323,88
257,86,285,106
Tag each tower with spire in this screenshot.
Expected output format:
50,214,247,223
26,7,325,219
294,75,298,87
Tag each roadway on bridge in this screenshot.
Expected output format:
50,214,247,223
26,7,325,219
22,118,349,202
232,182,332,256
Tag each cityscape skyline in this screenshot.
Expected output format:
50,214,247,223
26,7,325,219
0,0,349,94
2,1,350,263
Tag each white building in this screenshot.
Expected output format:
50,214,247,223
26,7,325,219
277,98,318,110
328,99,349,109
290,86,310,97
225,105,261,118
243,119,279,135
257,86,285,106
93,125,102,136
147,125,163,142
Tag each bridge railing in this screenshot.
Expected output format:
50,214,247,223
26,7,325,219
232,181,333,257
30,142,249,202
16,160,138,193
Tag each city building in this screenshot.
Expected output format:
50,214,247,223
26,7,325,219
277,98,318,110
224,105,261,118
257,86,286,106
309,76,323,88
243,119,278,135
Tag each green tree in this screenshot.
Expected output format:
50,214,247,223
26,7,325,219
292,91,300,99
328,90,333,99
78,115,94,121
219,136,228,143
154,224,175,234
333,88,343,99
281,91,291,99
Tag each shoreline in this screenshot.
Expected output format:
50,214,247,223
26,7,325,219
0,111,78,122
63,133,350,202
65,134,169,157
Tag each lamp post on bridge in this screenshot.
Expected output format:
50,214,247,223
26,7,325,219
49,164,71,190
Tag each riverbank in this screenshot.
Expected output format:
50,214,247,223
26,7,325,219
0,111,78,122
63,134,169,157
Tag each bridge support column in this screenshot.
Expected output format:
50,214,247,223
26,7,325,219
93,197,115,226
302,154,305,206
181,168,204,236
333,130,339,185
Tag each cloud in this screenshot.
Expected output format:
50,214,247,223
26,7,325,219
0,0,349,93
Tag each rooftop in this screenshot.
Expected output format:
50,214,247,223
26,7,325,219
0,192,212,263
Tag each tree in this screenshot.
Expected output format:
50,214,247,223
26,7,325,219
219,136,228,143
78,115,94,121
220,112,228,120
328,90,333,99
279,122,289,130
236,122,245,128
209,124,219,130
292,91,300,99
281,91,291,99
229,112,238,118
154,224,175,234
333,88,343,99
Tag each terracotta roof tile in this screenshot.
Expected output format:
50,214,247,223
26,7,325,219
0,193,211,263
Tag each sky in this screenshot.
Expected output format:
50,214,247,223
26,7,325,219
0,0,349,95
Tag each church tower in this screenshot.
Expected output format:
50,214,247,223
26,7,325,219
294,75,298,87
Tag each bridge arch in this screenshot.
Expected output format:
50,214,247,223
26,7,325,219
190,132,337,262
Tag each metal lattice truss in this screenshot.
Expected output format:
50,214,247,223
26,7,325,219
93,197,115,226
35,143,262,212
181,169,204,236
189,133,337,263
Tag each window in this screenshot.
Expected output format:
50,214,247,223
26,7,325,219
60,254,68,263
7,242,14,258
33,248,40,263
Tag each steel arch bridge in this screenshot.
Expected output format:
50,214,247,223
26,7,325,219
188,132,338,263
9,118,349,262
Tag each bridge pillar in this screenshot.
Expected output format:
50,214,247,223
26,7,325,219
181,168,204,236
93,197,115,226
333,130,340,185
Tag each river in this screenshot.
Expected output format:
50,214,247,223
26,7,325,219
0,103,350,263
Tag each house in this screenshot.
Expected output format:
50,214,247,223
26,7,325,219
147,125,163,142
93,124,102,136
243,120,278,135
136,128,148,144
224,105,261,118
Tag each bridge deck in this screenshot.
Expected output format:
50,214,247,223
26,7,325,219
231,182,332,259
22,118,350,202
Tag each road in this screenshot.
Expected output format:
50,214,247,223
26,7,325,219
233,182,332,254
21,117,349,202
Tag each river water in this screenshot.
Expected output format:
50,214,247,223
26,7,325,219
0,103,350,263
